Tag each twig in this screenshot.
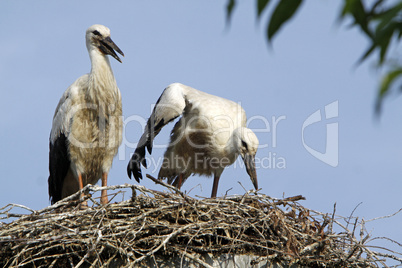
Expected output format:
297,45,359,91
272,195,306,206
172,247,214,268
146,174,193,203
329,202,336,234
146,174,182,195
366,208,402,222
131,224,196,265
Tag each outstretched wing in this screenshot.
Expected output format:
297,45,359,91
127,83,187,182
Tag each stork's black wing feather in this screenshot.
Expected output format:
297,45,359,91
127,116,176,182
127,144,146,183
48,133,70,204
127,85,185,182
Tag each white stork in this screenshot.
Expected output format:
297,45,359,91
48,24,124,207
127,83,259,197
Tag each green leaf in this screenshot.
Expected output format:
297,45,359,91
257,0,271,19
340,0,365,20
370,4,402,65
368,21,400,64
377,24,395,64
375,68,402,114
267,0,303,41
357,43,376,64
226,0,236,24
340,0,372,38
340,0,354,18
374,2,402,32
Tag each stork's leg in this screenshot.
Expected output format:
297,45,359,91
211,174,220,198
177,173,184,189
78,173,88,209
101,172,108,205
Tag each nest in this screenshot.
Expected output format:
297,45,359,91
1,175,401,267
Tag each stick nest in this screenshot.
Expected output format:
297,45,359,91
1,178,401,267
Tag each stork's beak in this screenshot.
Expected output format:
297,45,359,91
99,36,124,63
243,153,258,190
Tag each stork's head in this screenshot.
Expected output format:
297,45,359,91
233,127,259,191
86,24,124,63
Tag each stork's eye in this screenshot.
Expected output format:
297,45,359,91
242,140,248,150
92,30,102,36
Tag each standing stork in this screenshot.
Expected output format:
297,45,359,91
48,24,124,207
127,83,259,198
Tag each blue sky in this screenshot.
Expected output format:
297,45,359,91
1,0,401,263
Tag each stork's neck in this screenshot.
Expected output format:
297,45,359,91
223,130,241,164
87,50,119,106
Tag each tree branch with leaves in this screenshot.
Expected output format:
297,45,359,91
227,0,402,115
